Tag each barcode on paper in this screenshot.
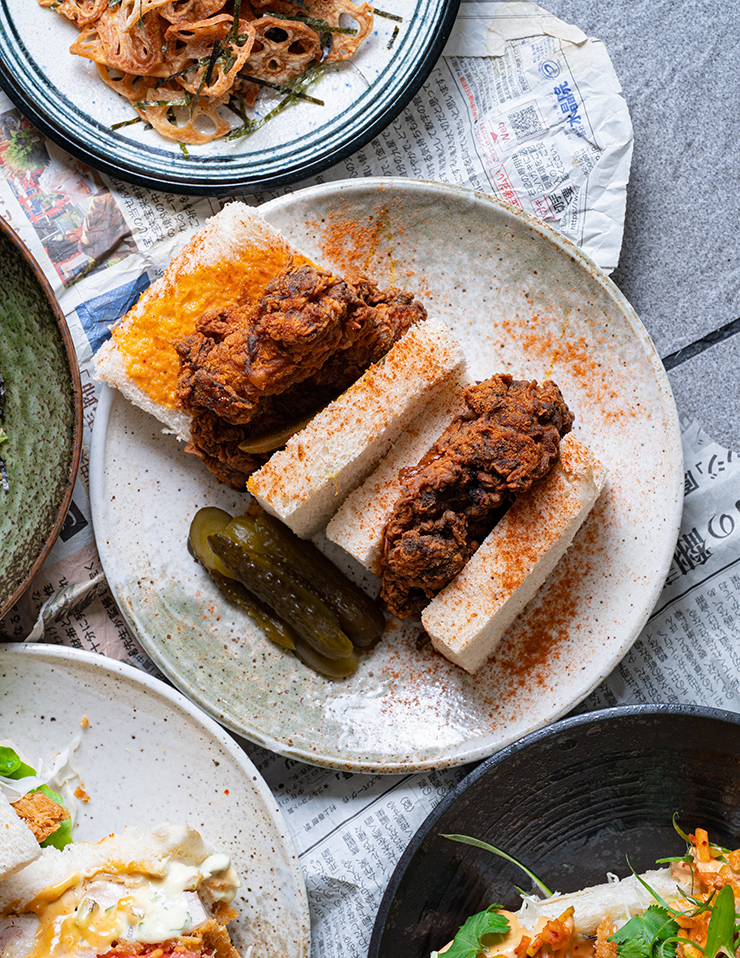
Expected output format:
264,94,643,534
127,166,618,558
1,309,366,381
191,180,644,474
507,104,546,141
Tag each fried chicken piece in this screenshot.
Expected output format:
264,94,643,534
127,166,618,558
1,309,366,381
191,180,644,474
11,791,69,843
595,917,618,958
176,262,426,488
380,375,574,618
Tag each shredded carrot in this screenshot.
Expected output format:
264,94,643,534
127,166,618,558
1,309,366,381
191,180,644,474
694,828,711,862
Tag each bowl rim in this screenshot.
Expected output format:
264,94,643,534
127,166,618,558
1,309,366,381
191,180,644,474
0,215,83,617
369,702,740,957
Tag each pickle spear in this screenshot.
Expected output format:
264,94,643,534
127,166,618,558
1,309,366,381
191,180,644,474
255,512,385,648
293,639,360,679
208,571,297,650
209,534,354,660
226,511,384,647
188,507,235,578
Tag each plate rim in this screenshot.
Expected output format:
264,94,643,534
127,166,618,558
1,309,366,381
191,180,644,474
0,0,461,194
0,216,83,618
90,177,684,774
368,702,740,958
0,640,311,957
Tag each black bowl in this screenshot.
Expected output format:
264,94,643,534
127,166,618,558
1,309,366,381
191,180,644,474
369,704,740,958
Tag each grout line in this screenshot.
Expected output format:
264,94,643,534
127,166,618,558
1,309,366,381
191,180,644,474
661,317,740,370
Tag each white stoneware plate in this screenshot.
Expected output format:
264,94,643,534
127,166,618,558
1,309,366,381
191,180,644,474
0,0,457,193
0,643,310,958
90,178,684,774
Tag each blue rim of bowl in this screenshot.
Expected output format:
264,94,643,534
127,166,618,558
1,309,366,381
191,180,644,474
368,703,740,958
0,0,461,195
0,215,83,617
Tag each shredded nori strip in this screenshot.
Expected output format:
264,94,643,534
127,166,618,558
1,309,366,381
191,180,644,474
387,23,399,48
226,62,324,139
372,5,402,21
111,115,143,130
238,73,324,105
267,12,358,34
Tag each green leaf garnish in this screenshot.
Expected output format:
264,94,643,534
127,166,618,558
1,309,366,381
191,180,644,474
443,905,510,958
610,905,679,958
702,884,737,958
673,814,692,845
627,857,673,911
0,746,21,776
441,834,553,898
0,747,36,780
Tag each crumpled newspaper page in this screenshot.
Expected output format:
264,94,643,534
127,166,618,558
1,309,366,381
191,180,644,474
441,1,634,271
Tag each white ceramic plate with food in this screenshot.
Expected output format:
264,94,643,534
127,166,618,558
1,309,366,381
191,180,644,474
90,178,683,774
0,0,457,193
0,642,310,958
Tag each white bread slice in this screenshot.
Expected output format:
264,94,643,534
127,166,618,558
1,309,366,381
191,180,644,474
326,370,475,572
0,793,40,881
0,822,232,911
247,321,467,538
93,202,302,439
514,868,683,937
422,434,605,674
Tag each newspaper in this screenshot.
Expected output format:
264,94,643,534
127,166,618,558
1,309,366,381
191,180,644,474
0,2,735,956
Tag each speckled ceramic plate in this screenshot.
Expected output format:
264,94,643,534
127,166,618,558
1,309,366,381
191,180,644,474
0,643,310,958
0,217,82,618
0,0,458,194
90,179,684,773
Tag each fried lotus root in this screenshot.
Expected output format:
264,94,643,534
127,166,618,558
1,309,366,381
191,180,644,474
159,0,230,24
98,66,231,143
118,0,175,34
39,0,107,27
306,0,373,62
244,15,322,85
71,4,165,74
137,83,232,143
166,15,256,97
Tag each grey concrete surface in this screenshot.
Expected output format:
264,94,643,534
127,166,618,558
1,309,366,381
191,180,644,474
667,334,740,452
549,1,740,353
545,0,740,447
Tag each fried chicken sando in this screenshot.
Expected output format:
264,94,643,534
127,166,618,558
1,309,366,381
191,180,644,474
380,375,575,618
175,263,426,488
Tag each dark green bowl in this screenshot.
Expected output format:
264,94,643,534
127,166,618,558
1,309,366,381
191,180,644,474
0,217,82,617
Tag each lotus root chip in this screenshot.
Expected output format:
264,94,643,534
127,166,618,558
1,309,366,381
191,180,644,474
244,16,321,85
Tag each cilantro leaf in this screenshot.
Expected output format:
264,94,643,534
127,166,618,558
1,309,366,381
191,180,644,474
444,905,510,958
610,905,679,958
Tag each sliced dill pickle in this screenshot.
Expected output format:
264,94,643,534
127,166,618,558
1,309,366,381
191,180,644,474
255,512,385,648
188,507,235,578
209,534,354,660
209,571,297,650
225,515,269,555
237,410,319,454
293,638,360,679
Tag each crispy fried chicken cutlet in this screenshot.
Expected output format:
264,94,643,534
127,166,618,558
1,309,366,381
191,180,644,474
380,375,575,618
175,262,426,488
11,791,70,843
